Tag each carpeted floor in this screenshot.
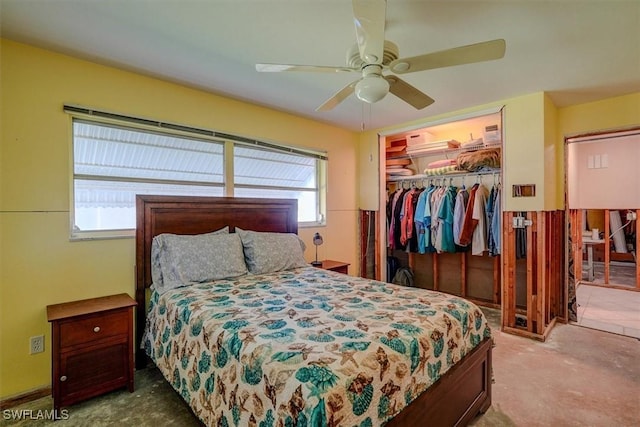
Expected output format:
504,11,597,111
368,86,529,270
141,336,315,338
2,307,638,426
0,366,518,427
0,366,201,426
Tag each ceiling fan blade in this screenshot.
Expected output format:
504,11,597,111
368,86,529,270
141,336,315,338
256,63,357,73
385,76,435,110
389,39,506,74
352,0,386,64
316,80,359,112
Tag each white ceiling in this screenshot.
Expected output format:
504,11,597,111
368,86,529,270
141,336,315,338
1,0,639,132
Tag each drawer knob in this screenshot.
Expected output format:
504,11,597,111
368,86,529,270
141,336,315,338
60,375,67,382
93,326,101,333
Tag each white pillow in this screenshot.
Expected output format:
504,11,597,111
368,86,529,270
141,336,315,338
236,228,307,274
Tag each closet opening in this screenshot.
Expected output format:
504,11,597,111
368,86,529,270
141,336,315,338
377,107,504,311
566,128,640,338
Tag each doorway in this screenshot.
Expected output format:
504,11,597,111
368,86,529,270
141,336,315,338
565,128,640,338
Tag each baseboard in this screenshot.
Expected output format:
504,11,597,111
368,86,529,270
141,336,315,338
0,386,51,409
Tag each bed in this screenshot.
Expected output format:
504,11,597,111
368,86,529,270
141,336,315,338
135,195,493,426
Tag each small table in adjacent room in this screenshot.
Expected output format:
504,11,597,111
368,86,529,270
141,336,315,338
314,260,350,274
583,237,605,282
47,293,137,413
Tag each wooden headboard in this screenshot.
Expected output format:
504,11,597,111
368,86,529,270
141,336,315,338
135,195,298,367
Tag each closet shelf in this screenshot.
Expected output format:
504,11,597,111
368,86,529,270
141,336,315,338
387,147,461,160
386,141,502,161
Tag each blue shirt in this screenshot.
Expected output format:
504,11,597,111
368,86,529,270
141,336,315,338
414,188,430,253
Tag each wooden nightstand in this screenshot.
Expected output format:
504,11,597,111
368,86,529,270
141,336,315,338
47,293,136,412
315,260,350,274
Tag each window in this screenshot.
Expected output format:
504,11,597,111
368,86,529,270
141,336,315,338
69,111,326,239
73,121,225,237
233,145,323,224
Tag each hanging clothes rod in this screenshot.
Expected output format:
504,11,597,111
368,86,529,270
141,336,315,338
387,169,500,183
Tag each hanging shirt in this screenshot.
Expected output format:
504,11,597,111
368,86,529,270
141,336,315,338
422,186,438,253
491,187,501,255
407,188,423,252
430,187,447,252
486,186,496,254
414,187,431,254
453,188,469,246
458,184,479,246
400,188,418,246
437,185,458,253
393,189,409,250
471,184,490,255
388,189,404,250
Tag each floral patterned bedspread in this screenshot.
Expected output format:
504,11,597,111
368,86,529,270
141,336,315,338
143,267,491,427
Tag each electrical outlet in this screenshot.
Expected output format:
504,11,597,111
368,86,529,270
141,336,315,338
30,335,44,354
627,211,637,221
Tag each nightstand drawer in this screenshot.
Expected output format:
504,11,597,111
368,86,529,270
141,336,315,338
59,309,129,348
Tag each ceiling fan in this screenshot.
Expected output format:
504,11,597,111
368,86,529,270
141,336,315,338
256,0,506,112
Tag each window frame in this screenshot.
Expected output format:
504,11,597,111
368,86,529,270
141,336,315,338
231,142,326,226
67,107,327,240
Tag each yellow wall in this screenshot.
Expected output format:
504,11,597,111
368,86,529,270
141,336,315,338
357,132,380,212
501,93,546,212
543,93,559,210
556,93,640,207
0,39,359,399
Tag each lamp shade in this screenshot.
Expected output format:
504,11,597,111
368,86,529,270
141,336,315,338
355,75,389,104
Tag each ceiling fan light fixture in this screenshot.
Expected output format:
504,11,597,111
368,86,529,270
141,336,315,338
355,75,390,103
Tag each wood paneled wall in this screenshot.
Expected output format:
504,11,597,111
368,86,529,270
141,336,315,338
502,211,565,340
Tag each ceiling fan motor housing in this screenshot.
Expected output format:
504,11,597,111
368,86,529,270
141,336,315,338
347,40,400,69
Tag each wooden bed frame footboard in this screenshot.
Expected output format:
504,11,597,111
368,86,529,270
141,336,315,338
386,337,492,427
135,195,492,426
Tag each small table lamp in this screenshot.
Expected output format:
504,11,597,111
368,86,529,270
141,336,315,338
311,232,323,266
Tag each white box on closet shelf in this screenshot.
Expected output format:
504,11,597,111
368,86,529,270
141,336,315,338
483,124,501,146
405,132,433,147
